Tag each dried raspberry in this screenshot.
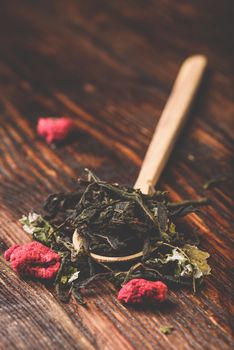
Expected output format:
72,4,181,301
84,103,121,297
117,278,168,304
4,241,61,280
37,117,74,144
4,244,20,261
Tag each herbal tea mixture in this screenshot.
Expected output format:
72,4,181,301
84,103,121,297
5,169,211,305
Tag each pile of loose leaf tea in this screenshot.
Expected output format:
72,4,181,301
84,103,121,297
20,169,211,304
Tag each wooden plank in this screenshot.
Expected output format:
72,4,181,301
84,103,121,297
0,1,233,349
0,258,94,350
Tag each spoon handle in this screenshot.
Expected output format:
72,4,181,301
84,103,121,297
134,55,207,194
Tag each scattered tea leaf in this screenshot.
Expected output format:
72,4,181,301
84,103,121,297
183,244,211,278
203,176,228,190
159,325,174,335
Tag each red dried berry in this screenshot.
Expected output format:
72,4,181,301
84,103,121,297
117,278,168,304
4,244,20,261
4,241,61,280
37,117,74,144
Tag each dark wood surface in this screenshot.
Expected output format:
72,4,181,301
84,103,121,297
0,1,233,349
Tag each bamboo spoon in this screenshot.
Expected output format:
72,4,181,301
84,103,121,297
73,55,207,263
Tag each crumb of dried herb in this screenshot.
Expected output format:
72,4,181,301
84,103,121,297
159,325,174,335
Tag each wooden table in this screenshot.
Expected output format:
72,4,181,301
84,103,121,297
0,1,233,349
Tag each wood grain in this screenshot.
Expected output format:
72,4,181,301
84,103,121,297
0,1,233,349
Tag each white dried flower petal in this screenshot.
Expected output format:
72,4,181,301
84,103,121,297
68,271,80,284
28,212,40,223
23,224,34,235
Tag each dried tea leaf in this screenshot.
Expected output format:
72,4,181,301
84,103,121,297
203,176,228,190
159,325,174,335
183,244,211,278
73,285,86,305
20,212,55,246
148,243,211,287
168,198,208,218
55,282,72,303
157,202,168,233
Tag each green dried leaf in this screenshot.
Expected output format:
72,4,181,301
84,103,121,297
169,223,176,235
60,276,68,284
59,266,79,285
183,244,211,278
20,212,55,246
159,325,174,335
203,176,228,190
150,242,211,286
73,285,86,305
55,282,72,303
157,202,168,233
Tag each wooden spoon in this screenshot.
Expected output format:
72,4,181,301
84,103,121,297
73,55,207,263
